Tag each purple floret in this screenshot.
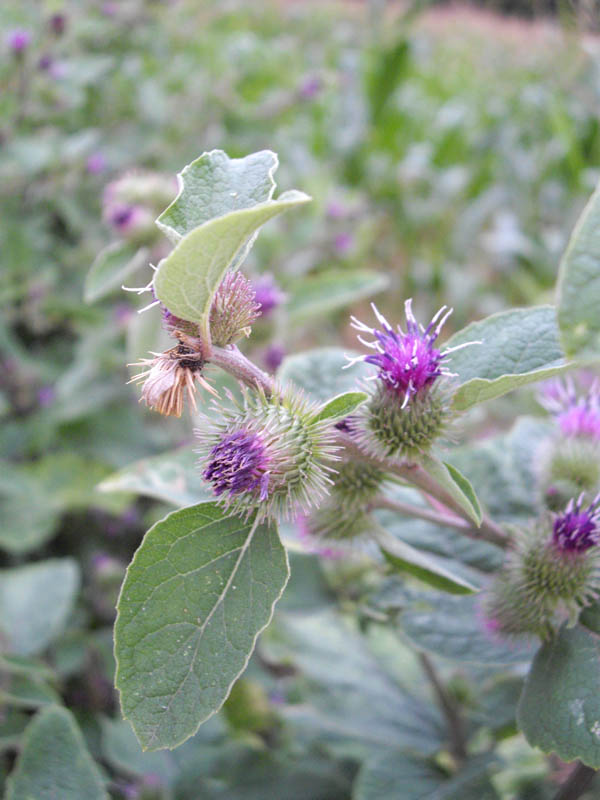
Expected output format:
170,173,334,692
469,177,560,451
203,429,270,500
553,494,600,552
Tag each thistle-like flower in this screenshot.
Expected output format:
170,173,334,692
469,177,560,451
195,386,338,521
483,495,600,639
129,333,216,417
540,377,600,440
209,271,260,346
348,301,475,459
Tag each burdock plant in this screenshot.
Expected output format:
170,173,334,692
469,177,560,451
96,148,600,794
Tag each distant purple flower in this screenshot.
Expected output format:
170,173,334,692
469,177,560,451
203,430,271,501
540,378,600,440
263,344,285,372
87,152,107,174
553,494,600,553
37,386,55,408
333,231,353,255
326,200,346,219
349,301,474,409
106,204,151,236
7,29,31,54
298,75,322,100
102,2,118,16
253,274,286,318
49,13,67,35
114,303,133,325
38,54,53,71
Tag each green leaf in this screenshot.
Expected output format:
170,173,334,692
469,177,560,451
98,447,212,507
100,717,177,783
0,559,80,655
278,347,371,404
84,241,150,303
312,391,368,423
354,751,499,800
0,654,54,682
421,453,482,526
5,706,108,800
445,306,570,411
0,675,60,709
286,270,389,324
557,181,600,357
0,468,61,553
373,524,478,595
517,624,600,767
153,191,310,336
401,594,535,665
156,149,278,242
114,502,289,750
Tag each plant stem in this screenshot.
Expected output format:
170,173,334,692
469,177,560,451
418,652,467,764
553,762,597,800
210,345,274,395
370,495,472,533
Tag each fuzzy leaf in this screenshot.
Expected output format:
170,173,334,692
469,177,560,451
401,594,535,665
0,675,60,709
278,347,371,404
421,454,482,526
445,306,570,411
354,751,499,800
312,391,368,423
517,624,600,767
84,241,149,303
153,191,310,336
5,706,107,800
0,559,80,656
557,181,600,357
286,269,388,323
373,525,478,595
156,149,278,242
114,502,289,750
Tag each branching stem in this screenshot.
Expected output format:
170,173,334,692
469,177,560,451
418,652,467,764
553,762,597,800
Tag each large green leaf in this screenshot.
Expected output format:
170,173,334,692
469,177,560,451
84,241,150,303
156,149,278,242
278,347,371,404
114,502,289,750
373,524,478,595
0,559,80,655
557,181,600,357
401,594,535,665
445,306,570,411
5,706,107,800
354,752,499,800
286,269,388,323
153,191,310,336
517,624,600,767
98,447,211,507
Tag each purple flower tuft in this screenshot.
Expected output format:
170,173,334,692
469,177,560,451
540,378,600,440
203,430,270,501
86,152,107,174
333,231,353,255
298,75,322,100
553,494,600,553
252,274,286,318
350,300,474,409
7,29,31,54
263,344,285,372
49,13,67,36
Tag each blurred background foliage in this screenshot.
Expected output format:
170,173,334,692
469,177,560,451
2,0,600,797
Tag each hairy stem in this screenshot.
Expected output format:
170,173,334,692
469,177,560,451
553,762,597,800
370,495,472,534
210,345,274,396
418,652,467,764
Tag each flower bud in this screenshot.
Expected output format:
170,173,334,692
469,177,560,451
539,438,600,512
348,301,475,460
209,271,260,346
195,386,338,521
483,495,600,639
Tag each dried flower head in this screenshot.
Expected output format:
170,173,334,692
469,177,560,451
129,333,216,417
348,301,475,459
209,271,260,346
196,386,338,521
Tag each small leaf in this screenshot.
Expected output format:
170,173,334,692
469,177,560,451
445,306,570,411
156,149,278,242
84,241,149,303
5,706,108,800
0,559,80,656
0,675,60,709
98,447,212,508
557,181,600,357
286,270,389,324
421,453,482,526
312,391,368,423
153,191,310,337
373,524,478,595
401,594,535,665
114,502,289,750
517,624,600,767
278,347,371,404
